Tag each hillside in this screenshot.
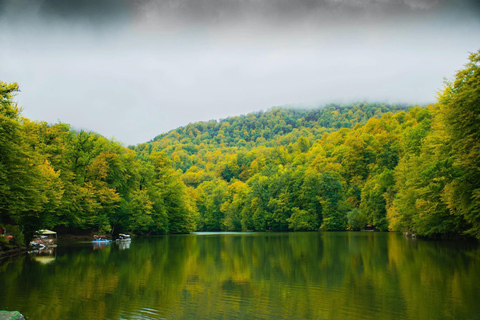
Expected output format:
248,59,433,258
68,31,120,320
152,103,408,147
1,51,480,245
143,103,410,172
137,48,480,238
138,103,432,232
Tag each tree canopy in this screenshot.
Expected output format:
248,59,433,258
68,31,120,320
1,50,480,245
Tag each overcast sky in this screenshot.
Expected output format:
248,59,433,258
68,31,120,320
1,0,479,146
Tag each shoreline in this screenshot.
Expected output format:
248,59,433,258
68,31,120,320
0,246,28,260
57,233,96,242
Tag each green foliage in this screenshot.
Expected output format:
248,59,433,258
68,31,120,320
435,50,480,238
2,50,480,239
0,82,197,241
159,52,480,238
196,180,228,231
3,225,25,247
0,234,8,248
387,50,480,239
288,207,317,231
144,102,429,233
150,103,408,172
346,208,367,231
360,169,394,231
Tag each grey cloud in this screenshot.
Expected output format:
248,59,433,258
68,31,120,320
1,0,479,146
402,0,440,10
129,0,426,25
1,0,472,28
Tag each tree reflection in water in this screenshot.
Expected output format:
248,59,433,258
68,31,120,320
0,232,479,320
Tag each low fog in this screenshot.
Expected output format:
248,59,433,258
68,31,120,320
1,0,479,145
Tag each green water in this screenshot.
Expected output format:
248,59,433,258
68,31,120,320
1,232,479,319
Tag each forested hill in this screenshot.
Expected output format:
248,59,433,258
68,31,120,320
149,103,409,150
141,103,410,172
137,102,435,233
137,51,480,239
1,51,479,248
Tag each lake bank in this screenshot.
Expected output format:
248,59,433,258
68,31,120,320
0,246,27,260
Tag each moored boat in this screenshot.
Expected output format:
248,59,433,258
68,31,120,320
92,235,111,242
116,233,131,241
31,229,57,248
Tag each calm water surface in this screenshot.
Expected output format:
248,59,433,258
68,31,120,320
1,232,479,319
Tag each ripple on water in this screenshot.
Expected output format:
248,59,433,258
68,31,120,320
120,307,165,320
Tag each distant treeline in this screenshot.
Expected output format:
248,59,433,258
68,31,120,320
1,50,479,246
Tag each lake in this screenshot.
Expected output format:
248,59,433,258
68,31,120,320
1,232,479,319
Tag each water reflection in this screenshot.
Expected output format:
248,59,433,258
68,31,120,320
0,232,479,320
30,246,56,264
93,241,112,250
117,241,131,250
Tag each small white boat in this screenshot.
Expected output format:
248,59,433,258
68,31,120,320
29,241,46,250
116,233,131,241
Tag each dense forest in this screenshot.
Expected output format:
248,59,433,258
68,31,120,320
0,84,198,246
1,50,479,248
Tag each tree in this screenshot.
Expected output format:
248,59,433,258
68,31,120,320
318,172,347,231
360,169,394,231
221,180,249,231
150,151,197,233
436,50,480,238
0,82,61,241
